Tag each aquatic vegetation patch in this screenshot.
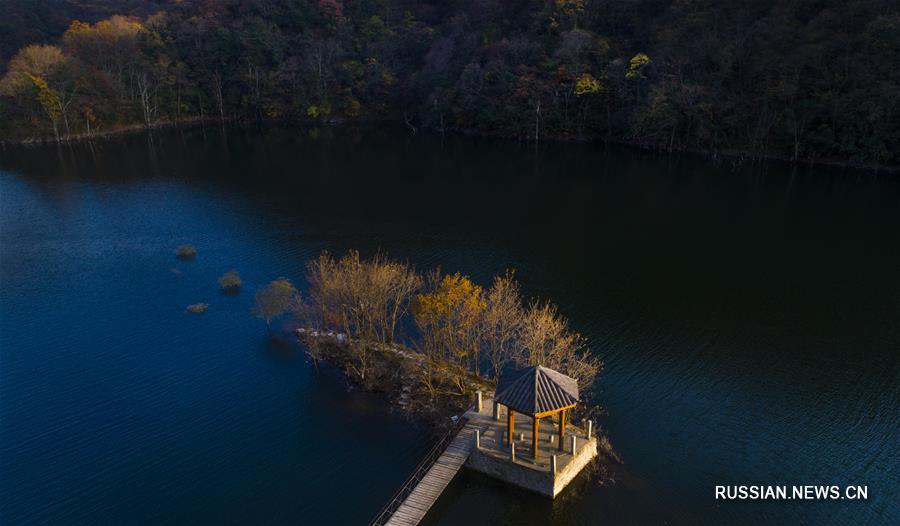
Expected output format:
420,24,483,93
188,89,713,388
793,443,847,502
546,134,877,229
186,303,209,314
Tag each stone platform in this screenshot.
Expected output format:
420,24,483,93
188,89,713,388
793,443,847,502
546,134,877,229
463,397,597,497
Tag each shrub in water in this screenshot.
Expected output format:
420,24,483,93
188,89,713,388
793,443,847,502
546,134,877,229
176,244,198,259
186,303,209,314
218,270,242,292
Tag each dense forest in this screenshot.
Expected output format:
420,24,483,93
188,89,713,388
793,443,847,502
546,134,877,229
1,0,898,167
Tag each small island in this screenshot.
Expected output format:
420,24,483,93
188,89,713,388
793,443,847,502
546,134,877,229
255,251,603,422
251,250,612,520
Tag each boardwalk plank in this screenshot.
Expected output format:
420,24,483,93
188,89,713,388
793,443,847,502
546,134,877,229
384,419,477,526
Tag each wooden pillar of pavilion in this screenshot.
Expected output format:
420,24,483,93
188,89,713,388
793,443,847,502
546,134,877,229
532,416,540,460
558,409,566,451
507,407,515,446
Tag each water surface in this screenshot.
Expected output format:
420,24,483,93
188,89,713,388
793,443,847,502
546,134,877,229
1,125,898,525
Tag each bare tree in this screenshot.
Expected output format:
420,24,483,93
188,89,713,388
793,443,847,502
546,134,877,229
481,271,525,381
371,253,422,344
518,300,602,389
212,71,225,124
136,71,158,127
413,268,444,359
306,38,338,102
302,250,422,382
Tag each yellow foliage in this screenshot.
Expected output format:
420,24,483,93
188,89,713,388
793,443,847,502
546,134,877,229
626,53,651,79
554,0,586,29
63,15,145,48
414,273,486,361
415,273,486,327
28,75,62,121
574,73,602,96
345,98,361,117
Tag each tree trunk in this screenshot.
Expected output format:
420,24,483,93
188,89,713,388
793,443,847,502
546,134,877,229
59,99,71,138
213,72,225,124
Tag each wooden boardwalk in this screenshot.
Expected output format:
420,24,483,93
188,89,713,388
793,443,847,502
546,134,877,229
377,422,476,526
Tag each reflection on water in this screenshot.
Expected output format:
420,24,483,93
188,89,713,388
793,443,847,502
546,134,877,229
1,125,898,525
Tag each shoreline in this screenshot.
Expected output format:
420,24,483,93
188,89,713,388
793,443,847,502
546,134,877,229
296,328,495,428
2,117,896,175
448,126,900,175
0,117,213,146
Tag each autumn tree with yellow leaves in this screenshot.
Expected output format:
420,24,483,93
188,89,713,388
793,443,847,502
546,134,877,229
0,45,74,142
413,271,486,371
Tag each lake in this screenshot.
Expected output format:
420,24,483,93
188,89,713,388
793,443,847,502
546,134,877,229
1,125,898,525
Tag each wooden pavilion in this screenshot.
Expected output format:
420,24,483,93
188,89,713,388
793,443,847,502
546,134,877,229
494,365,580,460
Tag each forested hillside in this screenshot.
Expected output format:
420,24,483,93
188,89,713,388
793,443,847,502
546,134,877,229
1,0,898,167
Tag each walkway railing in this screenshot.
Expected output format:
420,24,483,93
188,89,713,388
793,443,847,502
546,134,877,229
369,415,469,526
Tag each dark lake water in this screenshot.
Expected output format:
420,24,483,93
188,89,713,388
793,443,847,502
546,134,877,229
1,125,898,525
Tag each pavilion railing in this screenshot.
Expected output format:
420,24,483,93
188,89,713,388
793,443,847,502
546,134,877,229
369,413,470,526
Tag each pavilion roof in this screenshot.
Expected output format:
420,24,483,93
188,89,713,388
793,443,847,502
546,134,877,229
495,365,579,415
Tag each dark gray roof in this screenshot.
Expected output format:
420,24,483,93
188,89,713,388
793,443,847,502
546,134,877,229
495,365,579,415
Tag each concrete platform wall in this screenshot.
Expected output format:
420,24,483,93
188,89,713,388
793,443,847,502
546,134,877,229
552,437,598,497
465,437,597,498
